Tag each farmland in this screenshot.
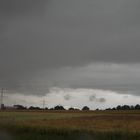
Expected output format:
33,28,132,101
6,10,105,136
0,110,140,140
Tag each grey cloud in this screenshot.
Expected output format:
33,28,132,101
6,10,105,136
98,98,106,103
89,95,96,102
89,95,106,103
1,0,140,95
64,94,72,101
123,96,129,99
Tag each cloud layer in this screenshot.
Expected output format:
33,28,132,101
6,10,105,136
1,0,140,99
4,87,140,109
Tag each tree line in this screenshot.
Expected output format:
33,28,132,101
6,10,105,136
10,105,90,111
3,104,140,111
106,104,140,110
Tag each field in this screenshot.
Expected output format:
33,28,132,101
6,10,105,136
0,110,140,140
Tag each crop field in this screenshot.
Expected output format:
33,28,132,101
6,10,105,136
0,110,140,140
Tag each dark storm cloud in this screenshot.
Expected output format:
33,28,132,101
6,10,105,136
0,0,48,16
1,0,140,95
43,64,140,96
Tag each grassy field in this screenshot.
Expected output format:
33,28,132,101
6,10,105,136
0,110,140,140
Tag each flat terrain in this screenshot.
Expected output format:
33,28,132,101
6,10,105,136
0,110,140,140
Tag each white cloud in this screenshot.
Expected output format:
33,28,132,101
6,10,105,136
4,87,140,109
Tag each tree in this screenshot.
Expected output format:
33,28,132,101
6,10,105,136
122,105,130,110
130,105,135,110
13,105,27,110
45,107,48,110
116,105,122,110
54,105,65,110
82,106,90,111
28,106,41,110
135,104,140,110
69,107,75,110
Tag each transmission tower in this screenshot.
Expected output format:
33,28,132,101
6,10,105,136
0,88,4,109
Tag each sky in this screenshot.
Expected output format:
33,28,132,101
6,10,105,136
1,0,140,109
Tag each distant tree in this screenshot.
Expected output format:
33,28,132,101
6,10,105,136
130,105,135,110
1,104,5,110
13,105,27,110
28,106,41,110
54,105,65,110
112,107,116,110
106,108,111,110
104,104,140,111
45,107,48,110
68,107,75,110
135,104,140,110
82,106,90,111
116,105,122,110
122,105,130,110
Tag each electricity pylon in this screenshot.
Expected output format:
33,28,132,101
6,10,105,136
0,88,4,109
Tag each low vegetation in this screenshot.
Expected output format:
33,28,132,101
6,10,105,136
1,110,140,139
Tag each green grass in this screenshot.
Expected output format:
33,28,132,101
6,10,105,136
1,110,140,140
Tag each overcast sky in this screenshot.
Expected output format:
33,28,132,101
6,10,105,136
1,0,140,109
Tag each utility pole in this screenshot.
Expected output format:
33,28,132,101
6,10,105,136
43,99,45,110
0,88,4,109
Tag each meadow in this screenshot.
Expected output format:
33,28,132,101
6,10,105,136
0,110,140,140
